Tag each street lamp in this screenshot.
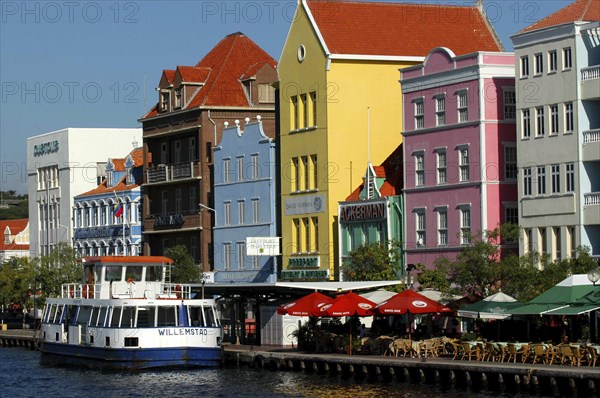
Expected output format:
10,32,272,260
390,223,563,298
198,203,216,213
588,268,600,286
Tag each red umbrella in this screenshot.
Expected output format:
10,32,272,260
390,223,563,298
320,291,377,355
321,291,377,317
276,292,334,317
375,290,452,315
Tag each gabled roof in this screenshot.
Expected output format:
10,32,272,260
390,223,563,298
77,148,145,198
143,32,277,119
305,0,503,57
521,0,599,33
0,219,29,252
176,66,211,83
346,144,403,201
162,70,176,85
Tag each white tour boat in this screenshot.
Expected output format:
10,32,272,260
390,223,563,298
40,256,223,369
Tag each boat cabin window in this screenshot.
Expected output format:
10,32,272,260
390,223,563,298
157,306,177,327
105,266,123,281
121,306,135,328
75,306,92,326
136,306,156,328
83,265,96,285
44,304,59,323
204,306,218,327
125,266,143,282
145,266,162,282
94,306,109,327
110,306,122,327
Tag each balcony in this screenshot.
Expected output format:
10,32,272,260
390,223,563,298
143,211,201,233
581,65,600,100
584,192,600,225
145,161,201,185
583,129,600,161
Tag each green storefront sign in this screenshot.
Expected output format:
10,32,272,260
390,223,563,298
288,256,319,269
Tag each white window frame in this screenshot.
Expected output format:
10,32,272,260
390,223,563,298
435,95,446,126
550,104,559,135
415,152,425,187
251,154,259,179
523,167,532,196
521,55,529,78
436,149,447,185
536,107,545,136
522,109,531,138
566,163,575,192
437,208,448,247
457,90,468,123
414,98,424,129
534,52,543,75
238,200,245,225
548,50,557,73
252,199,259,223
458,146,469,182
224,202,231,225
565,102,574,133
223,243,231,270
415,210,426,247
237,156,244,182
504,145,517,180
223,159,230,183
551,164,560,194
537,166,546,195
237,242,246,270
563,47,572,70
503,88,516,120
459,206,471,245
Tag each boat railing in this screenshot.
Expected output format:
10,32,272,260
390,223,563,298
62,283,96,299
160,283,193,300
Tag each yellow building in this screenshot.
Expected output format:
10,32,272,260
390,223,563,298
278,0,503,280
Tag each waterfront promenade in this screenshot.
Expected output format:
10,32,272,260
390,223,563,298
222,343,600,397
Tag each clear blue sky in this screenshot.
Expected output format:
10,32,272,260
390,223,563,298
0,0,569,194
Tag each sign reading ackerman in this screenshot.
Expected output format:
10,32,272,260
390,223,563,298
285,194,325,215
339,202,386,222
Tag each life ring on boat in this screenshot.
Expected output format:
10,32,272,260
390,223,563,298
175,284,182,299
127,278,135,284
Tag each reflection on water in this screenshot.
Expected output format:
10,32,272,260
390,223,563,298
1,348,513,398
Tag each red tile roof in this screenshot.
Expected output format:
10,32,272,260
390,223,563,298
176,66,211,83
143,32,276,119
345,144,404,201
521,0,599,32
306,0,503,56
163,70,176,85
77,148,144,198
0,219,29,252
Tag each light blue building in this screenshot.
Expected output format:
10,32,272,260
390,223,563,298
73,148,143,256
213,117,278,283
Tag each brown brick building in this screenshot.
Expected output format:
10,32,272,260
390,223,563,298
140,32,277,271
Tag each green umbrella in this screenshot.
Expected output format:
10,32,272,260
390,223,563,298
458,292,523,319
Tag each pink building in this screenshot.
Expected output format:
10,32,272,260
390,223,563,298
401,48,517,269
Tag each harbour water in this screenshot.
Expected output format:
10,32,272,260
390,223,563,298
1,348,522,398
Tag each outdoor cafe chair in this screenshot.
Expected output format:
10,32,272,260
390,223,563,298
460,342,480,361
559,344,575,366
506,343,529,363
531,343,548,364
391,338,411,357
587,346,598,367
419,339,438,358
570,345,587,367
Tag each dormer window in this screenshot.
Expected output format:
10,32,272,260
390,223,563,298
106,171,113,187
4,227,10,245
175,88,182,109
160,90,170,112
242,79,253,104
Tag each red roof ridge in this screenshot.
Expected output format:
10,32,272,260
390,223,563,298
521,0,600,33
305,0,503,56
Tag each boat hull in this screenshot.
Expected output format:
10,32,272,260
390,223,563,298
40,342,222,369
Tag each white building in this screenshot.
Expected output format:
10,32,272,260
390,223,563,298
511,0,599,262
27,128,142,257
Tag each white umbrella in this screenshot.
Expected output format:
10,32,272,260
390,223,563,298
458,291,521,320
